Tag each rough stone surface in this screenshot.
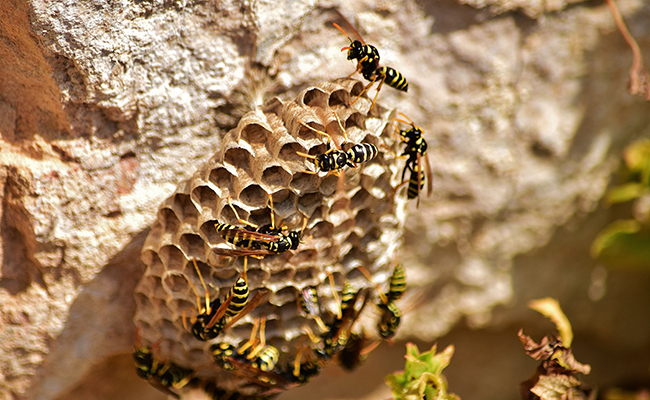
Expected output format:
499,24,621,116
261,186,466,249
0,0,648,399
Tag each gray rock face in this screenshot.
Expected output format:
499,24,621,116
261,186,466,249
0,0,649,399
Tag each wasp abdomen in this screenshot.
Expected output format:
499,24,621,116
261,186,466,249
378,66,408,92
346,143,378,165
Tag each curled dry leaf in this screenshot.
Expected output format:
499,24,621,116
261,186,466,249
518,331,591,375
519,299,594,400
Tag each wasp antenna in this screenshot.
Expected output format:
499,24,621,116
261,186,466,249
397,112,416,126
333,12,366,44
392,117,412,126
333,22,353,44
296,150,316,160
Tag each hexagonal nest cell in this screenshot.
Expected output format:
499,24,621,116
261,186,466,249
135,78,407,398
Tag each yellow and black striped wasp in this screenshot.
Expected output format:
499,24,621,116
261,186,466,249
333,22,380,78
392,113,433,207
217,332,321,396
296,112,378,176
310,275,370,362
333,21,408,111
298,286,328,332
337,330,380,371
359,263,406,339
182,259,268,341
212,316,280,373
212,316,320,396
134,329,194,399
213,193,306,258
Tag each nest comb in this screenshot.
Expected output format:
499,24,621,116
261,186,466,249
135,78,407,397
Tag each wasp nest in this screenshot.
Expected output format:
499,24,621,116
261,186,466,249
135,78,406,397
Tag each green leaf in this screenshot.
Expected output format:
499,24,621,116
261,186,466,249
386,344,458,400
591,220,650,270
606,183,647,204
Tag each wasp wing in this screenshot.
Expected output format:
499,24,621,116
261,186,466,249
205,295,234,329
422,152,433,197
212,248,275,258
218,228,281,242
224,356,292,389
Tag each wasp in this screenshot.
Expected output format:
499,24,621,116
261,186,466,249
359,264,406,339
222,341,321,396
213,317,308,395
338,330,380,371
297,112,378,176
134,329,194,399
213,193,306,258
298,286,328,332
212,316,280,373
298,280,373,372
406,164,425,202
182,259,268,341
312,275,369,361
333,21,408,111
391,113,432,207
333,22,380,76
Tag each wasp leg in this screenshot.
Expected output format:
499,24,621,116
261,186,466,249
331,112,349,144
302,326,321,344
238,316,261,355
350,75,377,106
368,76,386,112
266,192,276,231
293,345,308,378
227,196,258,229
327,272,342,320
247,315,267,360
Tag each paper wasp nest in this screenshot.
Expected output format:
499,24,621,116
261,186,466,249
135,78,406,396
